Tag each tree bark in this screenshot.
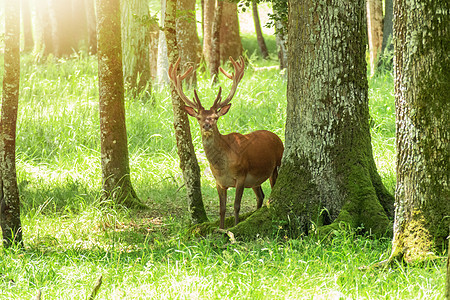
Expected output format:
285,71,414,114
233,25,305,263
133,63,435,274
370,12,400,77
165,0,209,224
391,0,450,263
252,2,269,60
366,0,383,76
21,0,34,52
121,0,151,95
227,0,393,239
35,0,53,58
157,0,170,86
49,0,75,56
377,0,394,72
219,1,242,61
176,0,202,87
97,0,145,208
202,0,215,66
447,233,450,300
272,3,288,70
209,0,223,82
84,0,97,54
0,0,22,248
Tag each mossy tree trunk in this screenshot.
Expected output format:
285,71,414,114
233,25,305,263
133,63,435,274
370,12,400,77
230,0,393,239
165,0,209,224
97,0,145,208
391,0,450,263
0,0,22,248
121,0,151,95
176,0,202,87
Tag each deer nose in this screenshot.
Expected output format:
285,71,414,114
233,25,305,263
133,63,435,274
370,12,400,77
203,123,212,130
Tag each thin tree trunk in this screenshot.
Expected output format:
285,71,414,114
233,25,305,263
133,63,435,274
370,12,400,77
391,0,450,263
49,0,75,56
157,0,169,86
227,0,392,239
21,0,34,51
35,0,53,57
121,0,151,95
377,0,393,71
177,0,202,87
84,0,97,54
72,0,87,50
165,0,209,224
252,2,269,59
209,0,223,82
0,0,22,248
219,1,242,61
202,0,215,66
366,0,383,76
97,0,145,208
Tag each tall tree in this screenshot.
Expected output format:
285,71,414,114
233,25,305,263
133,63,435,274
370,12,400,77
121,0,151,94
271,1,288,69
390,0,449,262
35,0,53,58
252,2,269,59
49,0,75,56
219,1,243,61
209,0,223,82
84,0,97,54
377,0,394,71
21,0,34,51
165,0,209,224
157,0,170,86
177,0,202,86
0,0,22,248
72,0,88,49
222,0,393,238
202,0,215,66
366,0,383,76
97,0,145,208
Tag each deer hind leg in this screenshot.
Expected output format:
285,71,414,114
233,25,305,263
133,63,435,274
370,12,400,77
217,184,227,229
234,182,245,226
269,167,279,188
252,186,264,209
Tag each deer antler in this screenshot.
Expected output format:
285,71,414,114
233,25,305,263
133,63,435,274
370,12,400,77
168,57,204,110
212,56,245,109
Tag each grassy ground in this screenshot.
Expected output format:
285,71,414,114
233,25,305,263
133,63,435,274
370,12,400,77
0,31,446,300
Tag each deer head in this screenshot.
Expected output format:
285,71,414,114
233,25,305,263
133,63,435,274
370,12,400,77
168,56,245,137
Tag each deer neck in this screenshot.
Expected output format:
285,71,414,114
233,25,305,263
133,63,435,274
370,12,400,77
201,127,228,169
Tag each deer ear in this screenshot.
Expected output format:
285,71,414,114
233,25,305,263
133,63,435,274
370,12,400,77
184,106,198,117
217,104,231,116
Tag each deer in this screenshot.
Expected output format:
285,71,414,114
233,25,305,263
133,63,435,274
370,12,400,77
168,56,284,229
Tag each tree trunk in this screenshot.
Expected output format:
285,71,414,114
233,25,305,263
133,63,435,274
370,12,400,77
21,0,34,52
252,2,269,60
228,0,393,239
176,0,202,87
272,2,288,70
377,0,394,71
148,21,160,81
219,1,242,61
35,0,53,58
0,0,22,248
96,0,145,208
209,0,223,82
72,0,87,50
202,0,215,66
447,234,450,300
49,0,75,56
366,0,383,76
84,0,97,54
391,0,450,263
157,0,170,86
165,0,209,224
121,0,151,95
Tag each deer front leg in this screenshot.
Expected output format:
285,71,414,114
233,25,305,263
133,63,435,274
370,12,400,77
217,184,227,229
234,182,245,226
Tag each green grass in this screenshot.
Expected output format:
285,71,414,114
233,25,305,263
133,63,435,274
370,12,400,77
0,50,446,299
